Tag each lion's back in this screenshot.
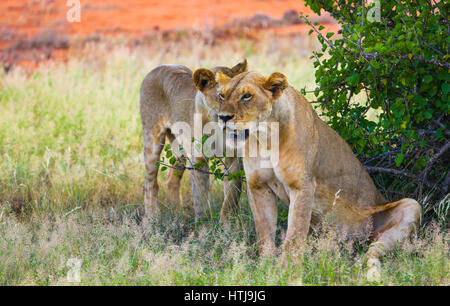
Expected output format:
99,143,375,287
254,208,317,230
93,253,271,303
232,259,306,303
140,64,197,126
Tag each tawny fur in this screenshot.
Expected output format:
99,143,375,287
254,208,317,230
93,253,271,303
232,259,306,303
140,61,247,221
195,70,421,280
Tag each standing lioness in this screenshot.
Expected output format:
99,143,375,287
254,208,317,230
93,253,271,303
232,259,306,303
140,61,247,221
194,69,421,279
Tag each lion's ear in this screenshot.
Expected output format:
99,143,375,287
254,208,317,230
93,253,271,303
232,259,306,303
230,59,248,75
193,68,217,92
216,72,231,86
263,72,288,100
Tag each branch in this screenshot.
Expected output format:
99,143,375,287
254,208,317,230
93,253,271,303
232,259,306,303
157,162,226,177
365,166,433,188
359,52,450,69
421,141,450,180
362,149,401,164
300,13,337,50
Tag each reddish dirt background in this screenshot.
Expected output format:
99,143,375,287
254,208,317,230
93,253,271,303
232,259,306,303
0,0,319,37
0,0,338,69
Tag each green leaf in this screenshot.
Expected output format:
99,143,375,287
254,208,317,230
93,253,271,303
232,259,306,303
201,135,209,144
413,94,426,104
395,153,404,167
194,161,206,168
442,83,450,95
346,73,360,86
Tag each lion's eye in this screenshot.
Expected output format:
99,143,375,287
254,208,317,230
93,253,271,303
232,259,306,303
241,93,252,102
218,93,225,101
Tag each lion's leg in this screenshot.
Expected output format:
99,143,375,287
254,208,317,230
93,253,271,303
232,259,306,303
166,160,186,209
165,132,186,209
220,157,243,223
282,181,314,260
189,157,210,221
366,198,421,281
247,185,278,256
143,126,167,219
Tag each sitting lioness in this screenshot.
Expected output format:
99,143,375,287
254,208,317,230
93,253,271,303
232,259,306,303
193,69,422,279
140,61,247,221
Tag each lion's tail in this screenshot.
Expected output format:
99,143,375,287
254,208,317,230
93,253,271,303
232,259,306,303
364,198,420,214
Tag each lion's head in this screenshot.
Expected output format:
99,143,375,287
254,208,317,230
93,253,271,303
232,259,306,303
193,59,248,111
193,70,288,148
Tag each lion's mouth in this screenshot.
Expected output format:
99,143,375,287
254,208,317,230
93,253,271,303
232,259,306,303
226,128,249,141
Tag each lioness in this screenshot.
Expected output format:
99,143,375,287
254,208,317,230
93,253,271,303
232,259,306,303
140,61,247,221
193,69,421,279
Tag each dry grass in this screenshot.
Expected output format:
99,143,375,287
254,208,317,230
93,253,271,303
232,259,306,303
0,36,448,285
0,205,448,285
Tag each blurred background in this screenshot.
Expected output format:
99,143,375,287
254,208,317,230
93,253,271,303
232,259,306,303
0,0,338,69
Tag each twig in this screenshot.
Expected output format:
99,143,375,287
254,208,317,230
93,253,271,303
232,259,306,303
366,166,416,179
421,141,450,181
359,52,450,69
300,14,337,50
158,162,228,177
64,206,81,217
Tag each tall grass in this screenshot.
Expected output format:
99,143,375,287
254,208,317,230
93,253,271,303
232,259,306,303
0,36,316,216
0,203,448,285
0,36,448,285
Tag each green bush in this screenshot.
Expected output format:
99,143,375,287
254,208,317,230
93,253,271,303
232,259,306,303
302,0,449,206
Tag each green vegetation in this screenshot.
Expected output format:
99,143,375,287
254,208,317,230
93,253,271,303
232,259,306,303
0,205,448,285
0,38,448,285
303,0,449,213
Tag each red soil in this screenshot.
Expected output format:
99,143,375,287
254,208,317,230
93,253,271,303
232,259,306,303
0,0,318,37
0,0,338,70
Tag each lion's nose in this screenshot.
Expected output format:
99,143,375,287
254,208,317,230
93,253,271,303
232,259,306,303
219,114,234,123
